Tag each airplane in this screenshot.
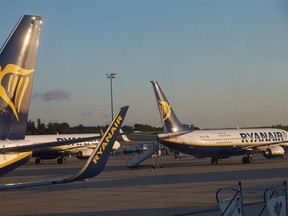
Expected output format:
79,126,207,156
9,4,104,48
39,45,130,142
150,81,288,164
0,105,129,190
0,15,121,176
29,134,121,164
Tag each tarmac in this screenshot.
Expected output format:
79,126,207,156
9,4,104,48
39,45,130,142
0,153,288,215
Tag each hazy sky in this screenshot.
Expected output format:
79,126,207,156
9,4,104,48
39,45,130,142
1,0,288,129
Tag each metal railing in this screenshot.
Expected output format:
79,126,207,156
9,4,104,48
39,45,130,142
258,181,287,216
216,181,243,216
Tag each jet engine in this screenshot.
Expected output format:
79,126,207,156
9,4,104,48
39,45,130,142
76,141,121,159
263,146,285,159
77,149,94,159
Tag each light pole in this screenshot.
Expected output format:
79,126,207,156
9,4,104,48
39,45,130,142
106,73,117,121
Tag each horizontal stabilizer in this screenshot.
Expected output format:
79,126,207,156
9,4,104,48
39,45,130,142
158,131,192,139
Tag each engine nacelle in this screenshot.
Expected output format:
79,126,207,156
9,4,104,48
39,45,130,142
113,141,121,151
263,146,285,159
77,141,121,159
77,149,94,159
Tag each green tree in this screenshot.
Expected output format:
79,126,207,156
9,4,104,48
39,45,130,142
26,120,37,135
36,118,46,134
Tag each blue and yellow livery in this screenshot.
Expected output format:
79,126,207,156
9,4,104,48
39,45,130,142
0,106,129,189
151,81,288,164
0,15,128,184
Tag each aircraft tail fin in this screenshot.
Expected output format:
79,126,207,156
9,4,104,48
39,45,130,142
0,15,42,140
151,81,192,133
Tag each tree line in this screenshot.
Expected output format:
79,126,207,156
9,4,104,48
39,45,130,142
26,119,288,135
26,119,163,135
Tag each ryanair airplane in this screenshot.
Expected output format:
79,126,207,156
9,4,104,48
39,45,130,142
0,15,126,179
0,105,129,190
151,81,288,164
30,134,121,164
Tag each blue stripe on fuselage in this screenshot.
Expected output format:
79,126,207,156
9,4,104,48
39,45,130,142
160,140,246,158
32,149,64,159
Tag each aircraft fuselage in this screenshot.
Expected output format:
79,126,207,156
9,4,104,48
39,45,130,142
159,128,288,158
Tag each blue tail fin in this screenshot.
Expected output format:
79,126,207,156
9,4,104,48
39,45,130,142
151,81,192,133
0,15,42,140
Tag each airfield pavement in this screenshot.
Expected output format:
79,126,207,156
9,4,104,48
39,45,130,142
0,153,288,216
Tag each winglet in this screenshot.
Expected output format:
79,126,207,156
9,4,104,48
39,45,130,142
63,106,129,182
120,128,132,142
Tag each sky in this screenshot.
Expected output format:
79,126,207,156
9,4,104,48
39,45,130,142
1,0,288,129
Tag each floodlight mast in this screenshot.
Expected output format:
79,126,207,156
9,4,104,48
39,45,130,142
106,73,117,121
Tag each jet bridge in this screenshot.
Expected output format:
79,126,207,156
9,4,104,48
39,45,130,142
127,142,160,168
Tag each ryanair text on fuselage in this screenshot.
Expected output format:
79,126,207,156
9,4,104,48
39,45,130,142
240,131,287,143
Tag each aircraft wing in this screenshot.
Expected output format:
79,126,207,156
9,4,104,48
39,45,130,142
0,106,128,190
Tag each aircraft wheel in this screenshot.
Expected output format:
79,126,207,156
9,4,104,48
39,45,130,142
242,156,253,164
242,157,248,164
210,157,219,165
77,151,83,159
57,158,63,164
35,158,41,164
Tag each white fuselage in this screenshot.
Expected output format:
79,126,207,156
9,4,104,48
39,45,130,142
159,128,288,158
0,133,100,150
26,133,100,150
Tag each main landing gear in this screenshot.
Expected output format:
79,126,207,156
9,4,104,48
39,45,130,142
242,155,253,164
35,157,42,164
211,157,220,165
57,157,66,164
211,155,253,164
34,157,66,164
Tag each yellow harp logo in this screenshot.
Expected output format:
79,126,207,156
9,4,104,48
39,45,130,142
0,64,34,121
158,100,171,121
